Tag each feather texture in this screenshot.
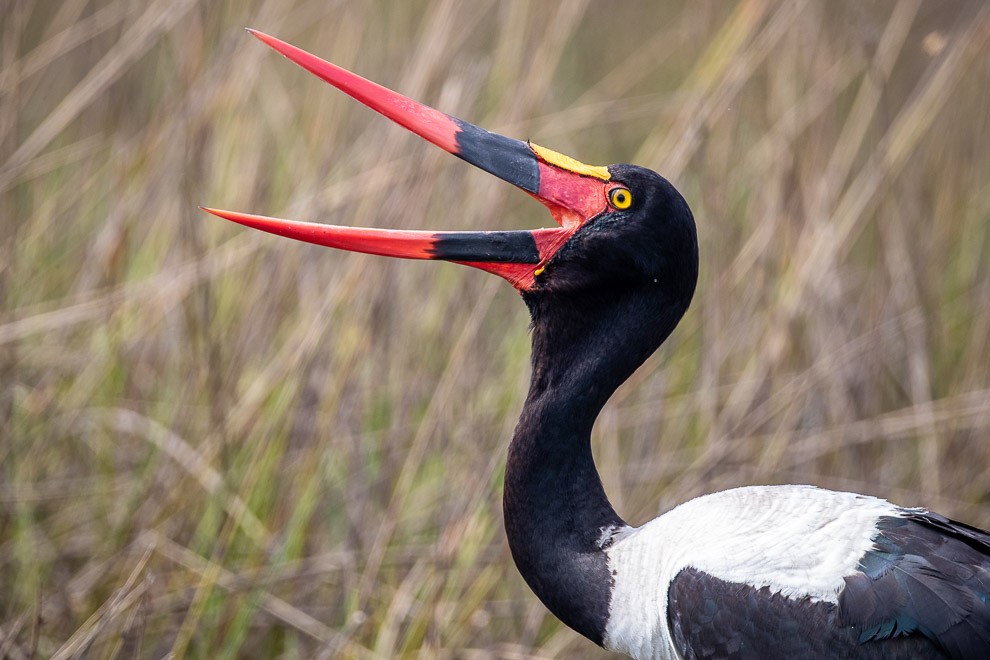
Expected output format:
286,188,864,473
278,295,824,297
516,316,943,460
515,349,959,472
602,487,990,659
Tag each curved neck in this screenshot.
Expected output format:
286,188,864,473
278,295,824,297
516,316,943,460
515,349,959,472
506,362,627,542
502,287,689,645
503,369,623,645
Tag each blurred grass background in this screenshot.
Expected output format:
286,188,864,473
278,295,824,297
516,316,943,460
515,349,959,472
2,0,990,657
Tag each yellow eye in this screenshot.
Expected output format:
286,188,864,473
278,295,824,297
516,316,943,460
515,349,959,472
609,187,632,210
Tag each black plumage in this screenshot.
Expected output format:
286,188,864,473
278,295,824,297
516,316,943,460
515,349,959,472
503,165,697,645
669,566,944,658
841,513,990,658
667,512,990,659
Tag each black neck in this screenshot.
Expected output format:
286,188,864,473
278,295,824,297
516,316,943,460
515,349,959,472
502,286,689,644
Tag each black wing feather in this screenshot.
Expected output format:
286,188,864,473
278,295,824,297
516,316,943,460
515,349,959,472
667,512,990,659
668,567,943,658
839,512,990,659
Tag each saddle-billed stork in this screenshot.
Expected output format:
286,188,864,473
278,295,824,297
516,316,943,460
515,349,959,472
204,31,990,659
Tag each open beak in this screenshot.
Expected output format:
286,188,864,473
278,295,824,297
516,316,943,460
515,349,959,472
203,29,618,291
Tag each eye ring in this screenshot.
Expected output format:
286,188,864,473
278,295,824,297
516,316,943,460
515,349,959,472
608,186,633,210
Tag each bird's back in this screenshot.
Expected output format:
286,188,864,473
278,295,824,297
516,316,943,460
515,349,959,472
601,485,990,659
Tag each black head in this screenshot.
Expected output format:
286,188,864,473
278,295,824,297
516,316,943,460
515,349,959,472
521,164,698,410
528,164,697,298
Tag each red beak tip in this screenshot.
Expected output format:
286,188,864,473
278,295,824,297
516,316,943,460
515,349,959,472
245,28,277,48
200,206,238,223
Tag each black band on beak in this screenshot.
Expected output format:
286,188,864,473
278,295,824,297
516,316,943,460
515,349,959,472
453,119,540,195
430,230,541,263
